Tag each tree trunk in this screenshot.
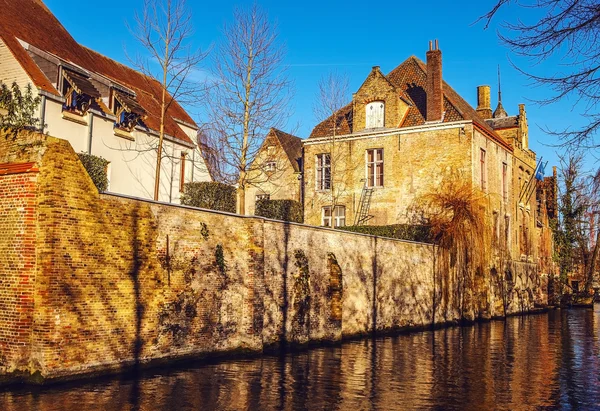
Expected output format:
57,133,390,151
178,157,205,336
585,229,600,293
153,9,171,201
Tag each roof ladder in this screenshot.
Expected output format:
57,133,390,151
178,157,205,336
354,182,374,226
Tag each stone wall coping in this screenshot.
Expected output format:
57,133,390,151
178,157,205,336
100,192,435,248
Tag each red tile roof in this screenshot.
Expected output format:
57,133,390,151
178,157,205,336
0,0,196,145
309,56,512,151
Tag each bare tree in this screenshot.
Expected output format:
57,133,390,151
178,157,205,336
131,0,207,201
312,72,350,216
206,4,291,214
479,0,600,151
555,150,600,294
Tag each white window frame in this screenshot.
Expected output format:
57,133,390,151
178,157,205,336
366,101,385,128
316,153,331,191
334,205,346,227
366,148,384,188
264,161,276,172
322,206,332,227
322,205,345,228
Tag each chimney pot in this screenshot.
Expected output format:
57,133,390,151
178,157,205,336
426,42,443,122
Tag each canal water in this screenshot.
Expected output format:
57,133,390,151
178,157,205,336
1,306,599,410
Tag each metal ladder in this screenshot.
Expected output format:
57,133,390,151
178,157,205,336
354,182,374,226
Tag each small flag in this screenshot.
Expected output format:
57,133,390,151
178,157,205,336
535,161,547,181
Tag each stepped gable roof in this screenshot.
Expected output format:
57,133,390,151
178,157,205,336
309,56,512,151
269,128,303,172
0,0,195,145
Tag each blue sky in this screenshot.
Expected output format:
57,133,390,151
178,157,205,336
44,0,589,172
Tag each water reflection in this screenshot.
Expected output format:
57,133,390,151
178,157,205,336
1,307,599,410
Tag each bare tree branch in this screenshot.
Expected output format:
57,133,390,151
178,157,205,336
204,4,292,214
129,0,208,200
479,0,600,151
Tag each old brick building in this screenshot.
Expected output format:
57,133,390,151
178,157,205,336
0,0,210,203
244,128,303,216
251,41,555,272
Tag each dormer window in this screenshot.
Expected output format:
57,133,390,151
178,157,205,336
60,69,99,115
366,101,384,128
112,89,146,132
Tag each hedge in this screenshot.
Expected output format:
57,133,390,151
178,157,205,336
255,199,303,223
181,181,236,213
78,152,109,192
339,224,432,243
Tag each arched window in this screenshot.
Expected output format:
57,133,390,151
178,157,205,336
366,101,384,128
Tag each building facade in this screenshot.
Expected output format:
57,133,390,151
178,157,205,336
301,42,555,270
0,0,210,203
244,128,302,216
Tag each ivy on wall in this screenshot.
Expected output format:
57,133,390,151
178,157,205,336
293,249,311,337
77,152,109,192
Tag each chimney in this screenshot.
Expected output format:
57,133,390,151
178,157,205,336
476,85,492,119
426,40,443,122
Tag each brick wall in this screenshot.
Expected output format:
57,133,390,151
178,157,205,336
0,167,38,375
0,132,545,383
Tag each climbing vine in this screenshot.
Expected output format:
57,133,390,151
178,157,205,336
293,249,311,335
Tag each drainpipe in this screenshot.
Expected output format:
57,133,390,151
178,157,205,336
87,112,94,154
191,149,195,182
40,95,46,132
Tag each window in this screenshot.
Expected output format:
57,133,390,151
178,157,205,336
316,153,331,190
366,101,385,128
61,69,95,115
502,162,508,202
112,90,145,132
322,205,345,227
264,161,276,172
366,149,384,187
480,148,487,190
256,193,270,201
334,206,346,227
179,152,186,192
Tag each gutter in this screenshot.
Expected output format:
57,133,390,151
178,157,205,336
304,120,473,145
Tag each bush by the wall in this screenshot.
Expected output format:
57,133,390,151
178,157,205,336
339,224,432,243
78,152,109,192
181,182,236,213
255,199,303,223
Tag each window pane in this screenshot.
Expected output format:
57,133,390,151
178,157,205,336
377,149,383,162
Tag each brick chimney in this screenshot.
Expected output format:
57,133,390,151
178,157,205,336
476,85,492,119
426,40,443,122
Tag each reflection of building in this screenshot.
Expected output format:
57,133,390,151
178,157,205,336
0,0,210,202
245,128,302,216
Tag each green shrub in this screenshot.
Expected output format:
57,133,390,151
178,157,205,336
339,224,432,243
181,181,236,213
255,199,303,223
0,82,44,134
78,152,109,192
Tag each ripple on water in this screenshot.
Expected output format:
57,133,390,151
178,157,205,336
1,307,600,410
